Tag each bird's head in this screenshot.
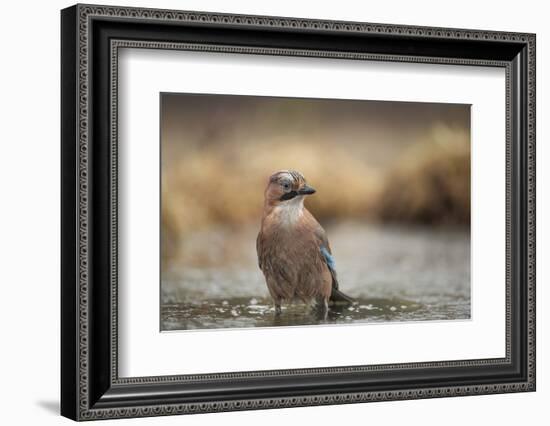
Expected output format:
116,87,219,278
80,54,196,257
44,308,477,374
263,170,316,207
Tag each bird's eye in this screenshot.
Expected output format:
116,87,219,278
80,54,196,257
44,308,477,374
282,182,291,191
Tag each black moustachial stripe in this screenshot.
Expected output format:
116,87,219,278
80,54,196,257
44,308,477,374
280,191,298,201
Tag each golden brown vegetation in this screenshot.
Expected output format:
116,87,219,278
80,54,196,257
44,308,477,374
161,123,470,263
162,138,383,230
376,124,470,225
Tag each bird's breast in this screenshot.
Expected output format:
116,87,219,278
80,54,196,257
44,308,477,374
259,221,320,271
257,222,331,301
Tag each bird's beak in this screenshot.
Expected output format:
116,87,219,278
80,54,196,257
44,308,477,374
298,185,316,195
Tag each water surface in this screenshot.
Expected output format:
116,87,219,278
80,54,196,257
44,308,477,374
161,223,470,331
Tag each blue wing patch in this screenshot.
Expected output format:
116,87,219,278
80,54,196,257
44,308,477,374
320,245,336,271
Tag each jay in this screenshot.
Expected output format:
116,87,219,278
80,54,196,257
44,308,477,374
256,170,354,315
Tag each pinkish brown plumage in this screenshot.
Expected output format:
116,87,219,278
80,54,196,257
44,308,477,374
256,170,353,315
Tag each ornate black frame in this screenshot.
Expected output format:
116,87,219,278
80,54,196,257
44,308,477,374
61,3,536,421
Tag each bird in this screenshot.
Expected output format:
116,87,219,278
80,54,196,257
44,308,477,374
256,170,354,316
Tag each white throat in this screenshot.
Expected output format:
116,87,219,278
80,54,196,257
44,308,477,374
274,196,305,226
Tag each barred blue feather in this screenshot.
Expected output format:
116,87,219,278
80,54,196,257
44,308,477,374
320,245,336,271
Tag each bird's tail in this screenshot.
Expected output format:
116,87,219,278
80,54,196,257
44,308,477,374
330,287,355,305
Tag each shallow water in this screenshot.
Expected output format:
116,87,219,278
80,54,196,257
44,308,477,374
161,223,470,331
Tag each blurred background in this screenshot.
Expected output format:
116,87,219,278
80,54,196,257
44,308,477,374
160,93,471,330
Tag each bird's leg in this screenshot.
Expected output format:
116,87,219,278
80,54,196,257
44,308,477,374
313,296,329,320
274,301,282,316
321,298,328,320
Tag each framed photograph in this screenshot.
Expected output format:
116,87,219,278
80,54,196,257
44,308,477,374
61,4,536,421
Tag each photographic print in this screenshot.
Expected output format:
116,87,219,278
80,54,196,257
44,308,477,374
160,94,471,331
